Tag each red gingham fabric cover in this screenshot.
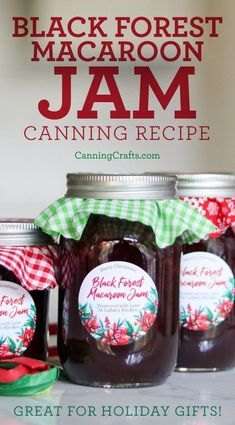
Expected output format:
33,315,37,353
0,246,58,290
180,197,235,238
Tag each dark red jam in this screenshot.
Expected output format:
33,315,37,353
58,214,181,387
0,265,49,361
177,228,235,370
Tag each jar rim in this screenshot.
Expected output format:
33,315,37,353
177,173,235,197
0,219,55,246
65,173,177,199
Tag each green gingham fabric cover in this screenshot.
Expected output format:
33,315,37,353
35,198,215,248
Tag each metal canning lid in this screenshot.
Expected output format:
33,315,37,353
0,219,55,246
177,173,235,197
66,173,177,199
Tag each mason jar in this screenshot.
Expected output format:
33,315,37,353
58,174,182,387
35,173,213,387
176,173,235,371
0,220,58,360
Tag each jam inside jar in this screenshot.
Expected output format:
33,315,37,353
58,214,181,387
177,227,235,371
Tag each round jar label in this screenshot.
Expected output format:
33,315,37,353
0,281,36,357
180,252,234,331
78,261,158,345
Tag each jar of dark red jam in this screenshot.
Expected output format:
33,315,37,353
36,173,213,387
0,220,58,361
176,174,235,371
57,174,183,387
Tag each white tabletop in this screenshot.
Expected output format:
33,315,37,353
0,369,234,425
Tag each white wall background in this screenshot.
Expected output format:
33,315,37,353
1,0,234,218
1,0,234,321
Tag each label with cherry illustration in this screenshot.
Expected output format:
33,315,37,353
180,252,235,331
78,261,158,345
0,281,36,357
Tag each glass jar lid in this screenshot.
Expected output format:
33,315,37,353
177,173,235,197
66,173,177,199
0,219,55,246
